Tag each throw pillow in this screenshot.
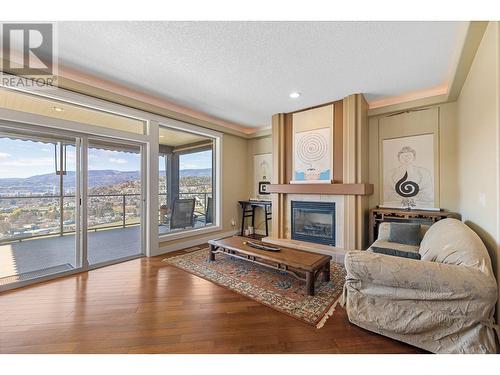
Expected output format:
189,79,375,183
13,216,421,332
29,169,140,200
371,246,422,260
388,222,422,246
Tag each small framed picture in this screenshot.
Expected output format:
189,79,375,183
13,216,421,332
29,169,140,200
258,181,270,195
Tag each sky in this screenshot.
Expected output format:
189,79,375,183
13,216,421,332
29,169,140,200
179,150,212,170
0,138,212,178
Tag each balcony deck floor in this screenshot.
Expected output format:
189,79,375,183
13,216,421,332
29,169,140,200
0,226,142,280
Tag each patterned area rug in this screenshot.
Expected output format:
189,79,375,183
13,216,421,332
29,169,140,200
163,248,346,328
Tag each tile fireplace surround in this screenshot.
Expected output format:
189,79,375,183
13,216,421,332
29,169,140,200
264,194,346,259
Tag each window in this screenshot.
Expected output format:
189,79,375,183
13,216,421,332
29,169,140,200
0,84,223,285
158,125,217,237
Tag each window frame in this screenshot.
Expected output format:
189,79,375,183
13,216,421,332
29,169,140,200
157,119,222,242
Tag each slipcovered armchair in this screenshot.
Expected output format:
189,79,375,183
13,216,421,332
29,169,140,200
341,218,498,353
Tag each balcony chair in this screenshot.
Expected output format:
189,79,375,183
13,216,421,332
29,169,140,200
170,198,196,230
194,197,213,225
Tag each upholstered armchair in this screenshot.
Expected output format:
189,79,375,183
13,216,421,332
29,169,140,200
341,219,498,353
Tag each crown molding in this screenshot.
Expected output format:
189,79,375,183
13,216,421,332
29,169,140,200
56,65,256,137
246,127,272,139
446,21,489,101
1,53,258,137
367,21,488,117
58,66,273,138
368,84,448,111
367,93,449,117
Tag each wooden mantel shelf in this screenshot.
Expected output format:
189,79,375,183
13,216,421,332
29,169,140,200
267,183,374,196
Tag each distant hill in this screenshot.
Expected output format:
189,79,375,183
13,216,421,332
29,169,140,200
178,168,212,177
0,168,212,194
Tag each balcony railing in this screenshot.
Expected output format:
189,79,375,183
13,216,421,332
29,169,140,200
0,190,211,244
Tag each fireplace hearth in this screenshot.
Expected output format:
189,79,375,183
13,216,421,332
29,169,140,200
291,201,336,246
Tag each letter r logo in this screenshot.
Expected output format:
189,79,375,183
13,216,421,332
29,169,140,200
2,23,53,75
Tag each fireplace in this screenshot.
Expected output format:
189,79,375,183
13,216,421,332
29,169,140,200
291,201,336,246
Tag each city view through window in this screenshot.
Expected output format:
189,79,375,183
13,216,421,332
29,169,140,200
0,136,78,242
158,148,213,234
0,129,214,285
0,136,213,244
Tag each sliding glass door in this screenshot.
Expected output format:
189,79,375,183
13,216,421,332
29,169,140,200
87,140,143,266
0,124,145,289
0,128,79,286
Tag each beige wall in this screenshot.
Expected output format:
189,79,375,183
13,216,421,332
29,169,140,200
223,134,251,230
456,22,500,320
159,134,249,250
368,102,459,212
247,135,273,234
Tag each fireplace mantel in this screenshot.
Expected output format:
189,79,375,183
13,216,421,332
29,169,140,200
267,183,373,196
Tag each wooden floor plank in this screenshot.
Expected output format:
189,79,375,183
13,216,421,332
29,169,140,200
0,246,425,354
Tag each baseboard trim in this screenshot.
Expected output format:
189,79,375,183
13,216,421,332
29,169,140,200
154,230,238,256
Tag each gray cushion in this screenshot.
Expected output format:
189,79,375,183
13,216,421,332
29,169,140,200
370,239,420,254
371,246,421,260
388,222,422,246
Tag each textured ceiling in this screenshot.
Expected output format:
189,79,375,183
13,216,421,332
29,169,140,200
51,22,467,128
159,126,207,147
0,88,145,134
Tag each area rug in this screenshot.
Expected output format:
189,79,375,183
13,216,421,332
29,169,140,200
163,248,346,328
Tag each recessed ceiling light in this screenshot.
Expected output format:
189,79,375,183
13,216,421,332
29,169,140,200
289,91,301,99
53,106,64,112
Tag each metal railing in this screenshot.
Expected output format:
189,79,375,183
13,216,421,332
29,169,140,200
0,190,211,244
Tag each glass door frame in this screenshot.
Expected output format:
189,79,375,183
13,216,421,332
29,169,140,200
84,135,146,269
0,120,147,292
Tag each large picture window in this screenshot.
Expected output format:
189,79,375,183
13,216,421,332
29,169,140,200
158,125,217,237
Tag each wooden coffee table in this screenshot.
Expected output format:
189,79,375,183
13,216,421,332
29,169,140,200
208,236,332,296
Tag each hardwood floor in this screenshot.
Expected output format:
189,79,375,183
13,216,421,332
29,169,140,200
0,246,425,354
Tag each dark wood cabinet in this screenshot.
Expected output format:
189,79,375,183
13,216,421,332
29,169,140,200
369,207,461,245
